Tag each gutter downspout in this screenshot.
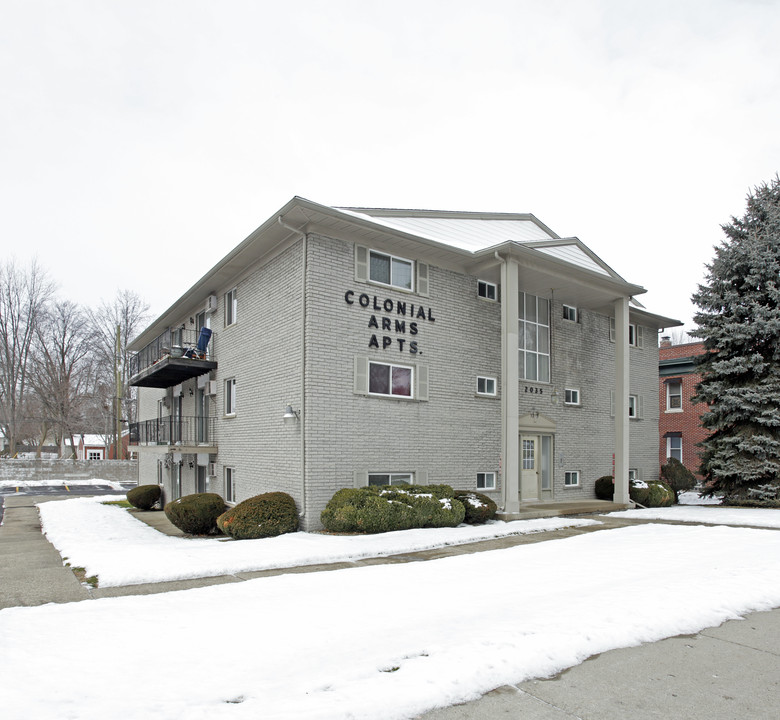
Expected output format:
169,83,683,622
494,251,507,512
278,216,308,521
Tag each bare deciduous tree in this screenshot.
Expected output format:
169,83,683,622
30,300,96,457
0,259,55,456
87,290,150,458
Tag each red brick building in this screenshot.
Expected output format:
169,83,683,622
659,339,709,479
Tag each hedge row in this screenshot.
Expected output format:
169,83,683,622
320,484,496,534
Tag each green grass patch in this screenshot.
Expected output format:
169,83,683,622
102,500,132,508
71,566,99,588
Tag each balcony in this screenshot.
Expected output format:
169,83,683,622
129,416,217,452
129,328,217,388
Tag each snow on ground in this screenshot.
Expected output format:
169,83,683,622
0,478,126,489
36,496,601,586
678,490,723,505
1,522,779,720
609,505,780,528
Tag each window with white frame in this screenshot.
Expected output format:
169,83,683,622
667,435,683,462
477,376,497,396
87,450,103,460
368,472,413,486
628,394,639,418
609,318,644,347
225,288,237,326
225,378,237,415
564,471,580,486
477,471,496,490
369,361,413,398
562,304,578,322
478,280,497,301
225,467,236,503
369,250,413,291
519,293,550,382
564,388,580,405
628,468,639,482
666,380,682,411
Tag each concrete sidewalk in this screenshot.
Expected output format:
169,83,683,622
2,494,779,719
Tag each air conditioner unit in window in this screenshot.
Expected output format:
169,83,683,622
208,462,216,477
207,380,217,396
205,294,218,313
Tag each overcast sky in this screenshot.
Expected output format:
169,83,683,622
2,0,779,334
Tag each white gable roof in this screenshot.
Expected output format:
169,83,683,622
338,206,614,278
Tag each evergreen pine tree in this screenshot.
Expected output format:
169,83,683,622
692,175,780,501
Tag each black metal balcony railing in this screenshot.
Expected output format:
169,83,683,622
129,416,217,447
129,327,217,388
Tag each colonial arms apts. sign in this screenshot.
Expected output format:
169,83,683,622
344,290,435,355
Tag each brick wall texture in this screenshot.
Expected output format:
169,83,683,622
659,342,709,479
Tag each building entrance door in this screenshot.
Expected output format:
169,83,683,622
520,435,539,502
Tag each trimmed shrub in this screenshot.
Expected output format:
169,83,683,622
321,484,465,534
217,492,299,539
594,475,614,500
164,493,227,535
454,491,497,524
660,458,696,503
629,480,650,506
126,484,161,511
646,481,674,507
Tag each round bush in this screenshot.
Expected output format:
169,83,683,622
126,484,161,511
217,492,299,539
594,475,614,500
646,481,674,507
321,484,465,533
629,480,650,506
454,491,497,524
164,493,227,535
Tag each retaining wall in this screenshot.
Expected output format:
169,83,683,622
0,459,138,485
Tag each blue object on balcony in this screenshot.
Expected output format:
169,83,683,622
183,327,212,359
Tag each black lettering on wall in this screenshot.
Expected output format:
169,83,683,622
409,322,418,335
382,317,391,331
369,335,379,349
395,320,406,333
368,315,379,329
382,336,392,349
359,294,370,308
345,290,355,305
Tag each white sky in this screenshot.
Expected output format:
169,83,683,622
2,0,779,333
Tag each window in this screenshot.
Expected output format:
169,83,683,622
667,435,683,462
666,381,682,411
368,473,413,486
628,394,638,418
609,318,644,347
477,376,497,396
522,439,535,470
477,472,496,490
87,450,103,461
369,361,413,398
225,288,237,326
478,280,497,301
562,304,578,322
564,388,580,405
225,467,236,503
628,468,639,482
564,471,580,487
369,250,413,291
519,293,550,382
225,378,237,415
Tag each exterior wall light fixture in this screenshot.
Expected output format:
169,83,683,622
283,405,300,422
551,388,559,405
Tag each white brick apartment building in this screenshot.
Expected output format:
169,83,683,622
128,197,680,530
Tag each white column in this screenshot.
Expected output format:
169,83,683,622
501,258,520,513
613,296,630,504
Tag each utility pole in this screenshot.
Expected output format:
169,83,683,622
115,323,122,461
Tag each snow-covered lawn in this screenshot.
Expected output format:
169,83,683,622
0,478,127,489
609,504,780,529
1,519,779,720
37,496,601,586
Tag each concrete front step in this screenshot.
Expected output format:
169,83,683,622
496,500,629,522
